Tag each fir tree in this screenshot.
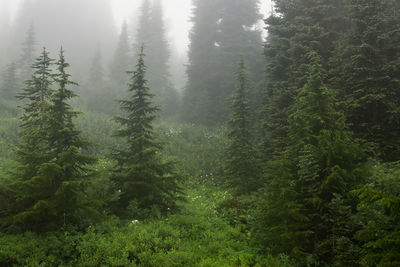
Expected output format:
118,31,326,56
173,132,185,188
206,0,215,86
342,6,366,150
2,48,93,232
15,47,54,181
336,0,400,161
224,59,260,194
112,47,182,218
254,58,369,264
261,0,349,159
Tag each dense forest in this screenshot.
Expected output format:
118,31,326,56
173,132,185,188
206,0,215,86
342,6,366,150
0,0,400,266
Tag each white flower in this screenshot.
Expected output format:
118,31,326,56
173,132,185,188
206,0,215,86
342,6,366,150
131,220,139,224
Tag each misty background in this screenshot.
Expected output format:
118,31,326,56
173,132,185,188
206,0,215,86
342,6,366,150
0,0,270,92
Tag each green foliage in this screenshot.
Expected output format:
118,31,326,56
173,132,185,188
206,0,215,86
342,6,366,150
224,59,260,194
112,48,183,218
354,163,400,266
261,0,349,158
157,123,227,185
0,186,292,266
254,60,370,264
334,0,400,161
1,48,94,232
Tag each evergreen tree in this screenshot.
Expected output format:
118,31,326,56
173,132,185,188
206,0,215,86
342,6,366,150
0,62,18,100
18,24,36,85
2,48,93,232
110,20,131,85
336,0,400,161
112,47,182,218
254,59,369,264
181,0,221,124
135,0,178,116
261,0,349,159
224,59,260,194
15,47,54,181
182,0,263,125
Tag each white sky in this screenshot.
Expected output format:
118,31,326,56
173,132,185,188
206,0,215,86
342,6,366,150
6,0,271,55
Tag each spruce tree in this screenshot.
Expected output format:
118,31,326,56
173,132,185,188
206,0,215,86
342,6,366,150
224,59,260,194
254,59,369,264
112,47,182,218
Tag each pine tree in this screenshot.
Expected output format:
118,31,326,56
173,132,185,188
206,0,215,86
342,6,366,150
110,20,131,85
224,59,260,194
112,47,182,218
0,62,18,100
254,59,369,264
2,48,93,232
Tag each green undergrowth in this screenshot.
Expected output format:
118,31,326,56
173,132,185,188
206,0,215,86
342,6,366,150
0,185,292,266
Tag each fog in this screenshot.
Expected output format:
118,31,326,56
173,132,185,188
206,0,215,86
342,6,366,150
1,0,270,89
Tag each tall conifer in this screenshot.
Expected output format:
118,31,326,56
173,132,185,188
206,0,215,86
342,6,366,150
224,59,260,194
254,59,369,264
112,47,182,218
2,49,93,232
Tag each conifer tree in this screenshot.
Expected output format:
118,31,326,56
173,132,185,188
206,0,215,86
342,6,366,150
0,62,18,100
2,48,93,232
110,20,131,85
182,0,262,125
336,0,400,161
15,47,54,181
18,24,36,84
224,59,260,194
112,47,182,218
261,0,349,159
135,0,178,116
254,58,369,264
